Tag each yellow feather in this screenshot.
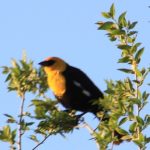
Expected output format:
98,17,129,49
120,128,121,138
41,57,67,97
47,70,66,97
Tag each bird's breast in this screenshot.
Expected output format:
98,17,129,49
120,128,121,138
47,71,66,97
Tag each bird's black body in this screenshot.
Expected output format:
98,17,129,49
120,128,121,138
56,65,104,115
39,57,125,144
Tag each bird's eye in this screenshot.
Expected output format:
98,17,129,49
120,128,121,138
47,60,55,66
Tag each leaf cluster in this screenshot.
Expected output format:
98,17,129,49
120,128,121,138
0,126,16,145
96,3,150,150
2,53,49,98
31,98,80,136
1,53,83,149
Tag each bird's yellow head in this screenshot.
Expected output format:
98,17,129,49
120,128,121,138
39,57,67,74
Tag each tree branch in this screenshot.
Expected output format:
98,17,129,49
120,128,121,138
32,134,51,150
18,93,25,150
80,122,100,150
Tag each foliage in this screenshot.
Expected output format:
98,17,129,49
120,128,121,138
1,52,80,150
96,3,150,150
0,3,150,150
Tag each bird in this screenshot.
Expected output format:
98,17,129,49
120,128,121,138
39,56,125,144
39,57,104,116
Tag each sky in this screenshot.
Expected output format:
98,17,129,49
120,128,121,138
0,0,150,150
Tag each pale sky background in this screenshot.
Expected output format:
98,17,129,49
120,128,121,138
0,0,150,150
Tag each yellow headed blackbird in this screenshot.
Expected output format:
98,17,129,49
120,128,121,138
39,57,104,116
39,57,125,144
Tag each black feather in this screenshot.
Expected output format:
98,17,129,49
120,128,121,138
56,65,104,114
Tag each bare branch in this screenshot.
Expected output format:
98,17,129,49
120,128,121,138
18,93,25,150
32,134,51,150
80,122,100,150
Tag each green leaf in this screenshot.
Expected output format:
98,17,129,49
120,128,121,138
128,31,138,36
20,60,30,70
34,106,47,119
145,137,150,144
144,115,150,126
142,91,150,101
136,116,144,126
134,67,143,78
108,35,117,41
110,3,115,19
98,21,114,30
118,68,134,74
130,98,141,106
131,43,141,54
4,113,16,123
4,114,14,118
132,80,140,84
127,78,134,92
22,50,27,62
118,12,126,22
5,74,11,82
11,129,17,144
118,56,131,63
110,29,125,35
101,12,111,19
133,133,145,148
143,68,150,81
135,47,144,63
26,122,34,126
129,122,137,133
115,127,128,135
7,118,16,124
141,67,146,75
0,125,14,143
29,135,39,143
1,66,10,74
118,12,127,27
129,21,138,29
4,126,11,137
119,117,128,125
127,37,134,43
117,44,131,50
32,99,44,106
104,88,115,94
121,135,132,141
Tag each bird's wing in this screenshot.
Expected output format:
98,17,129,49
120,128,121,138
67,66,104,99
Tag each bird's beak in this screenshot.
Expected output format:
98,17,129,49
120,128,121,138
39,60,55,66
39,61,49,66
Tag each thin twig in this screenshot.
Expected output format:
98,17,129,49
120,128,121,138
132,59,141,139
32,134,51,150
10,145,16,150
81,122,100,150
18,93,25,150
